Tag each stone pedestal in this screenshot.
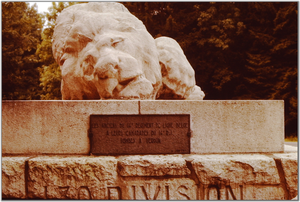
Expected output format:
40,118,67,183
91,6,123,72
2,100,284,154
2,151,297,199
2,100,296,200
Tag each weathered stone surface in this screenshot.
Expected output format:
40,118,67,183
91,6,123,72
273,152,298,199
189,154,284,200
117,155,195,199
27,156,118,199
2,100,284,154
140,100,284,154
2,157,28,199
190,154,280,184
2,153,297,199
118,155,190,176
2,100,138,154
52,2,204,100
121,178,197,200
155,36,204,100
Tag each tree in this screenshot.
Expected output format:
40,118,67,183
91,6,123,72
122,2,298,137
37,2,78,100
2,2,43,99
124,2,248,99
240,2,298,137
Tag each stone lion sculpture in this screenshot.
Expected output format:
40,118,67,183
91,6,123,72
52,2,205,100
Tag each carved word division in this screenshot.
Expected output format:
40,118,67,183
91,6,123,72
89,115,190,155
40,181,247,200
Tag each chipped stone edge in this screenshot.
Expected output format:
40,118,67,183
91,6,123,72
2,153,298,199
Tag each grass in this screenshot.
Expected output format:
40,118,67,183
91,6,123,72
285,136,298,142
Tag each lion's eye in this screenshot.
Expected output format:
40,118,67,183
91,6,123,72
60,58,66,66
64,46,75,53
59,54,69,66
64,33,92,54
111,38,124,47
78,34,92,44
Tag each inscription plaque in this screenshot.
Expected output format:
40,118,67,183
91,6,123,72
89,115,190,155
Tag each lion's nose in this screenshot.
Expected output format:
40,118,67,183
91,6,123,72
92,48,119,79
94,62,118,79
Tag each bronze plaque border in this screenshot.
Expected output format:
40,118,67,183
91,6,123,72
89,114,190,155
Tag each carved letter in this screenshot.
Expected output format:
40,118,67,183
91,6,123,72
58,186,70,199
132,186,136,200
78,186,91,199
240,185,243,200
199,184,208,200
108,187,122,199
225,185,236,200
177,185,191,200
207,185,220,200
165,185,170,200
225,184,243,200
141,185,161,200
44,186,48,199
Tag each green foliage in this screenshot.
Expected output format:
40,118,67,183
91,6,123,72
285,136,298,142
242,2,297,137
2,2,43,99
37,2,79,100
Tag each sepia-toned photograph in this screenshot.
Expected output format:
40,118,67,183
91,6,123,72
2,2,297,200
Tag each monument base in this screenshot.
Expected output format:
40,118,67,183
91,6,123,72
3,100,296,200
2,148,297,200
2,100,284,154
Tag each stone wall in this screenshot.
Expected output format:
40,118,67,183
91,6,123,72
2,152,297,199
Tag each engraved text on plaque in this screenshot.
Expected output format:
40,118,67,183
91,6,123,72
89,115,190,155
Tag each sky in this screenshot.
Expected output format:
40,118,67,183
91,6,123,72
28,2,53,14
28,2,54,27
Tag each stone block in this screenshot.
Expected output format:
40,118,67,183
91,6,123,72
273,152,298,199
121,178,198,200
26,155,198,200
117,155,196,199
2,100,284,154
140,100,284,153
188,154,284,200
118,155,190,176
2,153,297,199
2,100,138,154
284,144,298,152
27,156,118,199
2,157,28,199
